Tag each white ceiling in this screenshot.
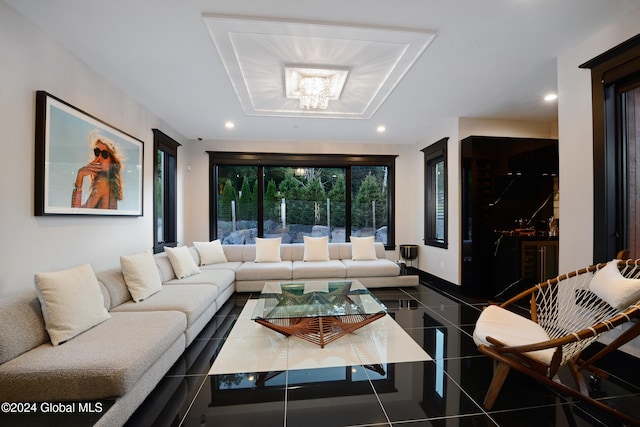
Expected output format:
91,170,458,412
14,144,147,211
5,0,640,144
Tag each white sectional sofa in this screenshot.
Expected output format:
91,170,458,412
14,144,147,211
152,241,418,292
0,240,417,426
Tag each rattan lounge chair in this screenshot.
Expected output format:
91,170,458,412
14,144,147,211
473,259,640,424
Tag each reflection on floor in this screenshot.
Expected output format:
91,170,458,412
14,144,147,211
122,283,640,426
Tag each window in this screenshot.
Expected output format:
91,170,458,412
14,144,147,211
422,138,448,248
153,129,180,253
208,152,396,248
581,34,640,261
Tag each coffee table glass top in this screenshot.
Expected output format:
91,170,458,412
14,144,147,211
251,280,387,320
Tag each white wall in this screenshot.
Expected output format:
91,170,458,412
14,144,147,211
182,139,419,262
411,118,460,284
0,2,188,297
557,7,640,273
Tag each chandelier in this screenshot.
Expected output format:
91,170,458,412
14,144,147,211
285,66,349,110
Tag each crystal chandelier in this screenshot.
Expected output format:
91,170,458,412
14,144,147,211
298,76,330,110
285,66,349,110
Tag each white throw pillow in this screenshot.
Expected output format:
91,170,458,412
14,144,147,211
120,250,163,302
303,235,330,261
255,237,282,262
165,246,201,279
34,263,110,346
590,259,640,309
351,236,377,260
194,239,228,265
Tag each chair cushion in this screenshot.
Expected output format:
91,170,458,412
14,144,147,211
473,305,555,366
590,260,640,309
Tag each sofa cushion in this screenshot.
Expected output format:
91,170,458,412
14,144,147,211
222,245,245,262
154,251,177,282
235,261,293,281
110,284,218,327
255,237,282,262
303,236,330,261
0,292,49,364
96,267,134,309
0,311,186,401
164,270,235,292
120,251,163,302
342,259,400,278
200,261,243,272
34,264,111,346
194,239,228,265
350,236,377,260
165,246,201,279
292,260,347,279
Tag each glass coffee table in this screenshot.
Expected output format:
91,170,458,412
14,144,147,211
251,280,387,348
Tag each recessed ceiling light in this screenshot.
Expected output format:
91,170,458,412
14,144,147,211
376,125,386,133
224,121,235,129
544,93,558,102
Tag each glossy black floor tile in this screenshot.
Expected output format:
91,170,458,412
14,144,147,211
128,282,640,426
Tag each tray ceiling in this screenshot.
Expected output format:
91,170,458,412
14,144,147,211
203,14,437,119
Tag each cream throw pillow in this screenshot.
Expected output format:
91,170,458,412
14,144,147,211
590,259,640,309
34,263,110,346
120,250,163,302
194,239,228,265
255,237,282,262
165,246,201,279
303,235,330,261
351,236,377,260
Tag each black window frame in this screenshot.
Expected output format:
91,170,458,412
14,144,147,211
422,138,448,248
207,151,397,250
152,129,180,253
580,34,640,262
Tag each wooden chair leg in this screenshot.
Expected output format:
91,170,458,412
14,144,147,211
484,361,511,409
566,359,589,395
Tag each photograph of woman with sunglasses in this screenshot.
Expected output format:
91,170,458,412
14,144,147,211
71,129,124,209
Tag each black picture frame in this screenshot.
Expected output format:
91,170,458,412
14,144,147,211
34,91,143,216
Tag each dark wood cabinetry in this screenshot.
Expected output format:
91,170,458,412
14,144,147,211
461,136,559,298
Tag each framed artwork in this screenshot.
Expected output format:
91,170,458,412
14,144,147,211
34,91,143,216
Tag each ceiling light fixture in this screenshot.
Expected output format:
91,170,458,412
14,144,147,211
285,66,349,110
544,93,558,102
376,125,386,133
224,121,235,129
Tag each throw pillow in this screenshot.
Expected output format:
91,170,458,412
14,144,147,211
255,237,282,262
165,246,201,279
194,239,228,265
120,250,163,302
34,263,111,346
303,235,330,261
351,236,377,260
590,259,640,309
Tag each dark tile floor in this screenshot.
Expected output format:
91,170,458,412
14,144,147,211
124,282,640,427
